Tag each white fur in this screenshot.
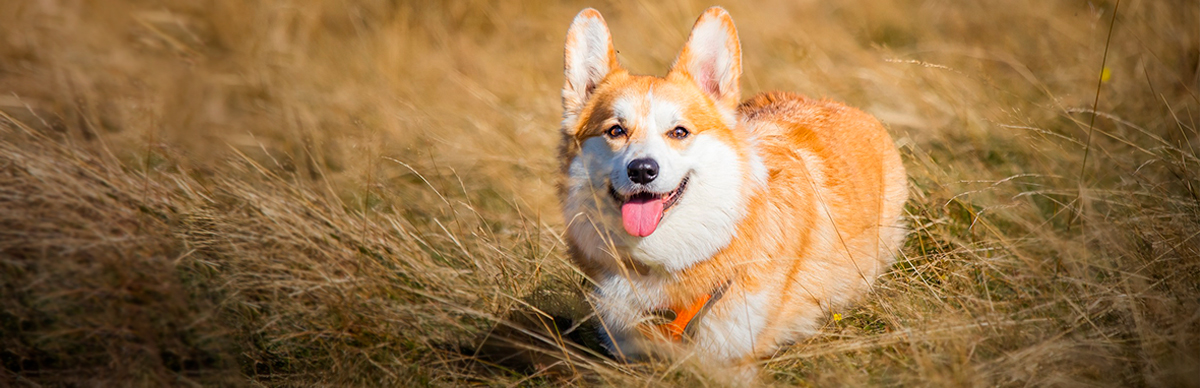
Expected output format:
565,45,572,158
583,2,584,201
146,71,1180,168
608,92,690,197
563,90,750,274
693,286,769,360
588,275,667,359
742,124,769,187
590,273,778,362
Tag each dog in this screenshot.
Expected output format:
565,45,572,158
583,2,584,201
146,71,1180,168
557,6,909,371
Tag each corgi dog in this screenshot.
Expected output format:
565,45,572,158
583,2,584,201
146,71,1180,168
557,7,908,369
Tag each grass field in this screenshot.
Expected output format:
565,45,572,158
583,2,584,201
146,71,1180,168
2,0,1198,386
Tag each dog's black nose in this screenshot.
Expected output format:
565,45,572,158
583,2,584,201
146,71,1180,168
627,158,659,184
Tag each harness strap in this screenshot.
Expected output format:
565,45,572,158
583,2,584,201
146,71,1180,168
639,280,733,343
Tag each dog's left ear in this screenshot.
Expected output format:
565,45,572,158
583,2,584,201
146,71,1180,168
670,7,742,109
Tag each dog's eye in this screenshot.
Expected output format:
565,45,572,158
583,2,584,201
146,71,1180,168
669,126,690,140
605,125,627,138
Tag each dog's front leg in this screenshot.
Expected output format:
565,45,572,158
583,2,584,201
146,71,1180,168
590,275,667,362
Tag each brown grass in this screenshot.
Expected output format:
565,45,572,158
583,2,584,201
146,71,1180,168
1,0,1198,386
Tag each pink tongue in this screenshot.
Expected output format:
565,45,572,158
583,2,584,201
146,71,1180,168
621,197,665,237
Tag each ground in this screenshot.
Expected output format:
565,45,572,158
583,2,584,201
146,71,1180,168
1,0,1198,386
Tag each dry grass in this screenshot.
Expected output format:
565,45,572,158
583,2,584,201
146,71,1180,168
1,0,1198,386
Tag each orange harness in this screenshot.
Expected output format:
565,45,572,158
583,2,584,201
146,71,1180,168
638,280,731,342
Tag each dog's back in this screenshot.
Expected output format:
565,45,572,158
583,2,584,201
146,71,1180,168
700,91,907,355
740,90,908,253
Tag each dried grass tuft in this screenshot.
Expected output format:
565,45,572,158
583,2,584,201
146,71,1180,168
1,0,1198,386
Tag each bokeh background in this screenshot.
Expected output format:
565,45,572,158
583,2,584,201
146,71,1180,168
1,0,1198,386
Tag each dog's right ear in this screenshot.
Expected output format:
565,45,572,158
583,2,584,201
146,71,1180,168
670,7,742,110
563,9,619,124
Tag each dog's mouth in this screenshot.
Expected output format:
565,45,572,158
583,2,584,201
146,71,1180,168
608,176,689,211
609,175,689,237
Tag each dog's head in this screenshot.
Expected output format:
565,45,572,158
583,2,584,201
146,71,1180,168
559,8,765,273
